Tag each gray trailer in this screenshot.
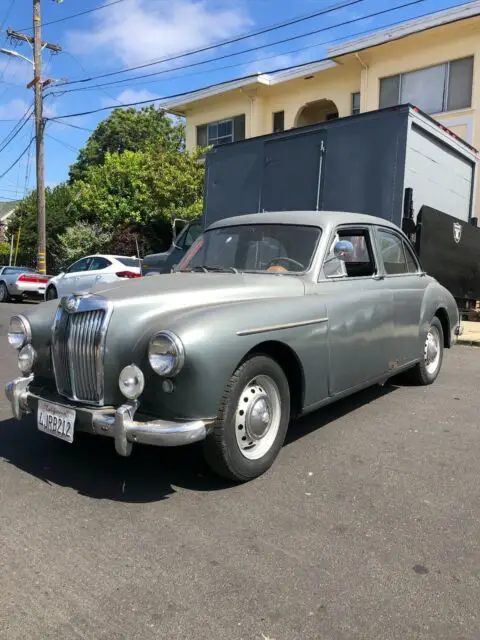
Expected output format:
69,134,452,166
204,104,477,227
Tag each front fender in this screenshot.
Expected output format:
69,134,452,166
134,296,329,421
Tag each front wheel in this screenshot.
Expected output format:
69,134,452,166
203,355,290,482
46,285,57,301
407,317,444,386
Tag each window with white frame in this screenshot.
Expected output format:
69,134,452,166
196,114,245,147
351,92,361,115
379,56,474,115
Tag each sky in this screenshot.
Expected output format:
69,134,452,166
0,0,474,202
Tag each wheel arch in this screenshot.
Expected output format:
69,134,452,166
240,340,305,418
434,307,451,348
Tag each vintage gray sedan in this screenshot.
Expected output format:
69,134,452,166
5,211,460,482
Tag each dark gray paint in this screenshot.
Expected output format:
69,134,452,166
9,211,459,430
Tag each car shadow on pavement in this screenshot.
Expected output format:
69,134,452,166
0,383,397,503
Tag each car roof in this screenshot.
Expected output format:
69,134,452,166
207,210,401,232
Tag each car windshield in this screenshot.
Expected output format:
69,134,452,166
177,223,321,274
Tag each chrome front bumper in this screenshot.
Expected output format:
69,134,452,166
5,376,210,457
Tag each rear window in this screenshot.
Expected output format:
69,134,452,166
116,257,141,268
3,267,33,275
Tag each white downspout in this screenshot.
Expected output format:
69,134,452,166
355,52,369,113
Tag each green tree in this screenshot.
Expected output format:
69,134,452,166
6,184,80,271
56,222,112,265
68,106,185,182
72,145,205,252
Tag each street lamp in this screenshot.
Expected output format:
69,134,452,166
0,48,34,67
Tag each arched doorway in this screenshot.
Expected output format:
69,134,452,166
295,99,339,127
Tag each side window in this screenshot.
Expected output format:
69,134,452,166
184,224,202,250
66,258,91,273
89,257,111,271
324,228,376,279
403,241,419,273
378,230,409,275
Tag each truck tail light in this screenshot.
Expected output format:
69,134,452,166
17,274,49,283
116,271,141,279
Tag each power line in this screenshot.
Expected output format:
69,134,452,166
54,3,442,98
0,137,34,180
48,118,93,132
0,105,34,154
45,132,79,153
56,0,369,87
0,0,16,31
54,0,428,94
18,0,128,31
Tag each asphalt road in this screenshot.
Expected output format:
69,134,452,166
0,302,479,640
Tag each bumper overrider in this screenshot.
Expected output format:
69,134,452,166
5,376,211,457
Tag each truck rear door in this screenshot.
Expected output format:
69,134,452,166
260,131,326,212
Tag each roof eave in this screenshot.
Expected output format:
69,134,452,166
327,0,480,58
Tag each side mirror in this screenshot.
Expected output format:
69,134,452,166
333,240,354,261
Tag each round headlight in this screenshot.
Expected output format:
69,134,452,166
8,315,31,350
18,344,36,375
148,331,185,377
119,364,145,401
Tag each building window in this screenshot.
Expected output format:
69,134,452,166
273,110,285,133
351,92,361,115
196,114,245,147
379,56,473,115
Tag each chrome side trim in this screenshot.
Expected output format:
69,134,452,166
236,317,328,337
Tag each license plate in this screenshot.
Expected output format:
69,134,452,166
37,400,75,443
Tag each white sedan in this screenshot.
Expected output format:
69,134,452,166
45,255,142,300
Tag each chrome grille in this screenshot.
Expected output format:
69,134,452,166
52,297,110,405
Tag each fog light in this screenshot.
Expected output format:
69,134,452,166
18,344,36,374
119,364,145,400
162,379,174,393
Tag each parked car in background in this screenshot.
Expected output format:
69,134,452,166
45,255,141,300
0,266,51,302
5,211,461,483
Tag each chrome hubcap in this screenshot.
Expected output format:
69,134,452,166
424,326,441,375
235,375,281,460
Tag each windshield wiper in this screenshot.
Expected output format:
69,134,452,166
185,265,238,273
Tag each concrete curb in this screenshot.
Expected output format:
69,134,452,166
457,339,480,347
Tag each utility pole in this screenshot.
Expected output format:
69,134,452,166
33,0,46,275
5,4,61,275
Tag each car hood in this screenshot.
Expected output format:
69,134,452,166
92,271,305,312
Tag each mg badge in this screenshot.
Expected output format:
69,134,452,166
453,222,462,244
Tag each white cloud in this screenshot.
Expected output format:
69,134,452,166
68,0,252,68
114,88,159,105
0,98,31,119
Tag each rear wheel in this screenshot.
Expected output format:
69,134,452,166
46,285,57,301
203,355,290,482
407,317,444,386
0,282,10,303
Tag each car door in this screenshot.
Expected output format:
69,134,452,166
317,225,396,395
85,256,113,289
374,227,427,366
56,257,92,296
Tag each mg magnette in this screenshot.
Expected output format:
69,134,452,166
5,211,460,482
